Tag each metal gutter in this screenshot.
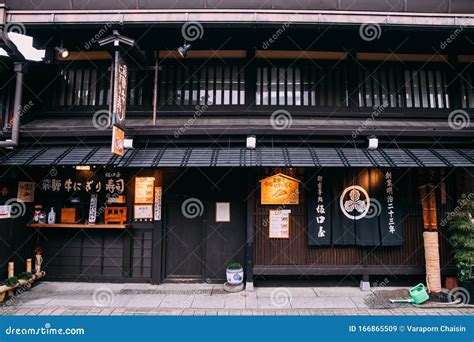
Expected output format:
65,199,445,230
5,9,474,27
0,62,23,148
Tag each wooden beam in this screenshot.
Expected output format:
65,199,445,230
458,55,474,63
158,50,247,59
356,52,448,62
255,50,347,60
56,51,112,61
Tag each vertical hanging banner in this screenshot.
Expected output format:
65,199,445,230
307,169,403,247
379,170,404,246
307,172,331,246
111,55,128,156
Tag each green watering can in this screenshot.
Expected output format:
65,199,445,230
389,283,430,304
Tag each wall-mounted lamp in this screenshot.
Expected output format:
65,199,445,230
368,135,378,150
246,135,256,150
55,46,70,59
177,43,192,58
75,165,91,171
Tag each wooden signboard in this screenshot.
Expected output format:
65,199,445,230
269,209,291,239
135,177,155,204
111,125,125,157
113,57,128,128
260,173,300,205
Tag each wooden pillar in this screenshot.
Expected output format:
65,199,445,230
245,171,256,290
419,183,442,293
7,262,13,278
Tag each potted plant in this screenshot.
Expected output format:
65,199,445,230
226,262,244,286
447,196,474,304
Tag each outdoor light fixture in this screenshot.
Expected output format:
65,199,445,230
246,135,256,149
75,165,91,171
368,135,379,150
124,138,134,149
55,46,70,59
177,43,192,58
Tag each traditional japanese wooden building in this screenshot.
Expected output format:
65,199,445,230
0,0,473,288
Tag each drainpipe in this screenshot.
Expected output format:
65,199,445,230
0,62,23,148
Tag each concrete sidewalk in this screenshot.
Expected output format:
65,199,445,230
0,282,472,316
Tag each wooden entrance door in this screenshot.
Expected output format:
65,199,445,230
165,200,204,279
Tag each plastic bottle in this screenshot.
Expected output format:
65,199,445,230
48,207,56,224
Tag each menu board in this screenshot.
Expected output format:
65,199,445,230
134,204,153,220
269,209,291,239
134,177,155,204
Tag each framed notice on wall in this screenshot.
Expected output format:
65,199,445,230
215,202,231,222
134,177,155,204
17,181,35,202
269,209,291,239
134,204,153,220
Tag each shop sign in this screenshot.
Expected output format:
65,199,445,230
0,205,11,219
111,125,125,157
17,181,35,202
154,187,162,221
113,58,128,128
260,173,300,205
88,194,98,224
134,177,155,204
269,209,291,239
339,185,370,220
39,172,124,195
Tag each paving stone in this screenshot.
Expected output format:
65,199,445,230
159,294,194,308
313,287,370,297
256,287,316,298
291,297,356,309
192,295,226,309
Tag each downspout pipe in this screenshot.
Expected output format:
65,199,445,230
0,62,23,148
